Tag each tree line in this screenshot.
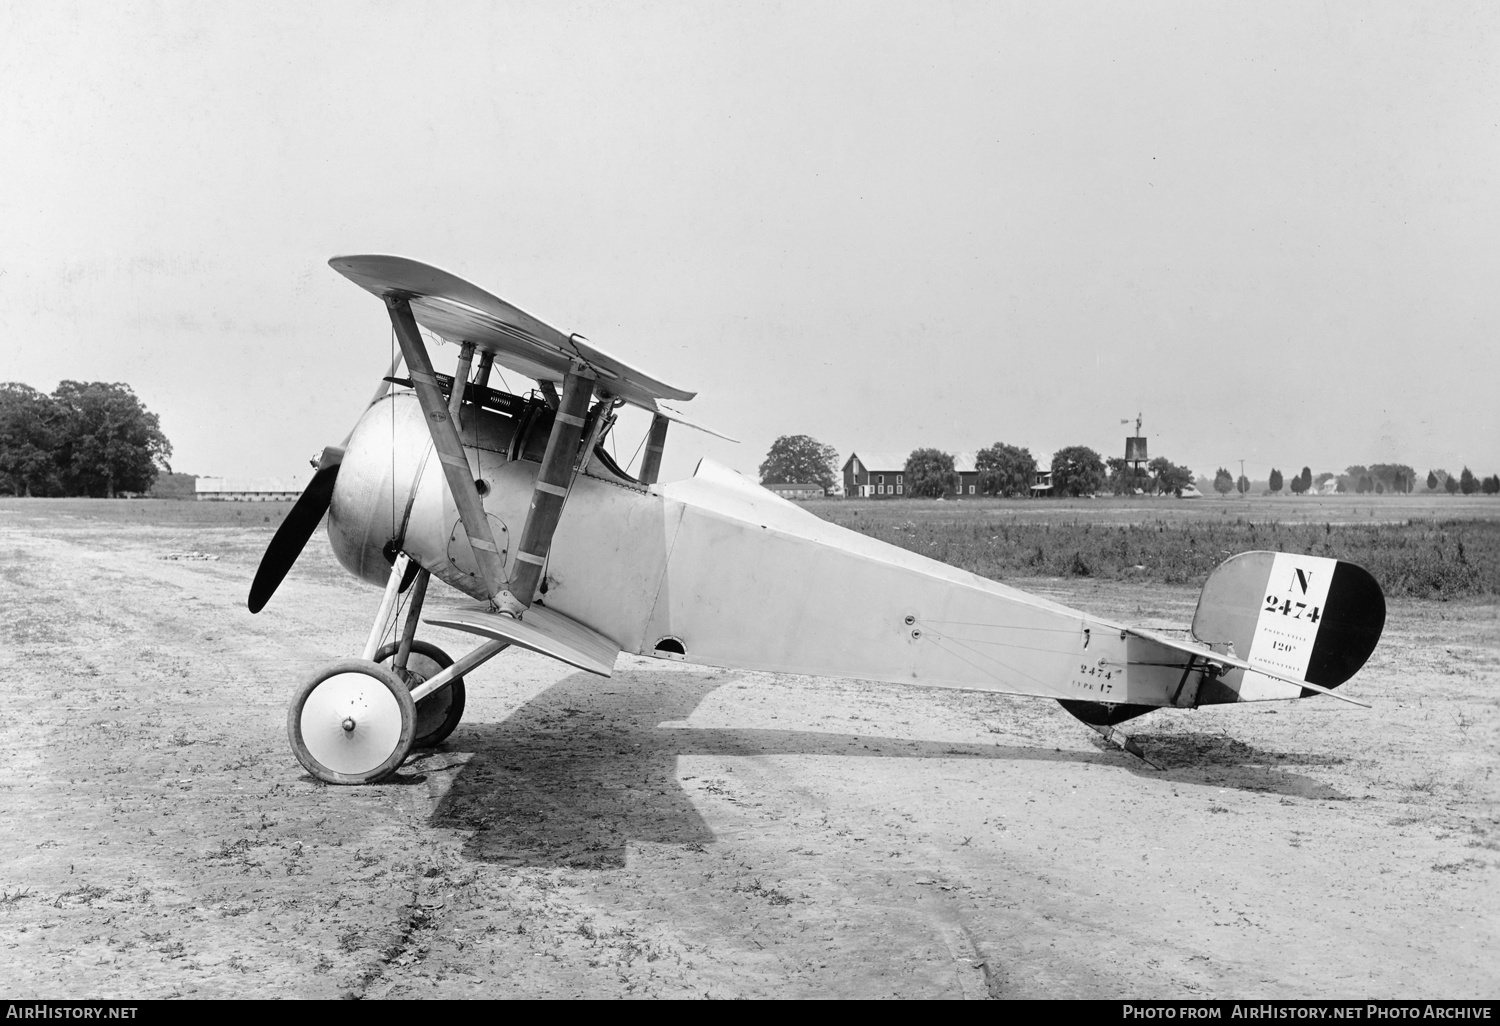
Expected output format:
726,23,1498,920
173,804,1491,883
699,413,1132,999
758,436,1195,498
1254,463,1499,496
0,382,173,497
757,434,1500,501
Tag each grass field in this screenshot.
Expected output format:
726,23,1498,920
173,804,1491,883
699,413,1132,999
812,494,1500,600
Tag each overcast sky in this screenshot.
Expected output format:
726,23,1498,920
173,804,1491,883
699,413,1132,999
3,1,1496,486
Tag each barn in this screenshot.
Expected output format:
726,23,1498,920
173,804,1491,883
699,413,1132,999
842,451,980,499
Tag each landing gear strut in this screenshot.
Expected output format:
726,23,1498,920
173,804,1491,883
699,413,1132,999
372,639,466,748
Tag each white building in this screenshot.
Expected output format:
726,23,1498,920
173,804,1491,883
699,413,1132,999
195,477,307,501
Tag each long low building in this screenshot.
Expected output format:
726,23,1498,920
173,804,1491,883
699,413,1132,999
763,481,828,500
195,477,308,501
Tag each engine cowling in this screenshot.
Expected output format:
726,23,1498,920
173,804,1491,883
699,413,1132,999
327,390,541,594
325,392,436,588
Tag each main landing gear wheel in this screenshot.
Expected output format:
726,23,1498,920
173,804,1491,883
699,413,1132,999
288,660,416,784
372,640,466,748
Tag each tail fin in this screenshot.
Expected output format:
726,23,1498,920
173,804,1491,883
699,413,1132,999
1191,551,1385,700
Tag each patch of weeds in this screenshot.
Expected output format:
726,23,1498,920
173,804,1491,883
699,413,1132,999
734,878,794,905
204,838,257,862
1409,773,1442,794
1432,858,1486,874
1,887,32,904
59,884,110,905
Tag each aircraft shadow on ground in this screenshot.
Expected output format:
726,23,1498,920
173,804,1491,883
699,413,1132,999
422,671,1348,868
1125,731,1352,800
422,670,1084,868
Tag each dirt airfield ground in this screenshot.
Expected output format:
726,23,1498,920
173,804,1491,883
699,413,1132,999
1,496,1497,999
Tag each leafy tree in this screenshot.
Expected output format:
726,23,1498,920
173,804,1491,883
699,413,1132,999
759,435,839,490
1370,463,1416,494
1483,475,1500,496
1237,475,1250,495
50,382,172,497
1335,478,1346,493
1148,456,1194,497
1299,467,1313,494
0,383,61,496
1426,470,1438,491
1445,472,1460,494
1050,446,1105,498
904,448,957,498
1213,467,1234,496
1105,457,1149,495
974,442,1036,497
1289,470,1307,495
1268,468,1283,493
1460,467,1477,495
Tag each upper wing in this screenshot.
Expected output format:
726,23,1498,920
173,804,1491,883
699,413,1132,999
1125,625,1371,708
329,254,695,410
651,402,739,442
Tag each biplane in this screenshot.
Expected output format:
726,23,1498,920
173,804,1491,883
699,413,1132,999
250,256,1386,783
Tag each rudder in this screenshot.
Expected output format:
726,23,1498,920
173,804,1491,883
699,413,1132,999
1191,551,1385,699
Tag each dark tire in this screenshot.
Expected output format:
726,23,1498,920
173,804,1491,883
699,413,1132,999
372,640,466,748
288,659,416,784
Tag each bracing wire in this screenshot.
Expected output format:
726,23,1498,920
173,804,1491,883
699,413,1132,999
626,429,648,475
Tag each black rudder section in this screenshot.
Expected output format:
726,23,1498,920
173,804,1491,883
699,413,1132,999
1304,561,1385,692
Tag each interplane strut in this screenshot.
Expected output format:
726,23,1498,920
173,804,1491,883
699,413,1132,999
385,297,521,615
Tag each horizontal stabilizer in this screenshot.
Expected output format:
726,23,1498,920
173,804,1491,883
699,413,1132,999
426,603,619,677
1125,626,1371,708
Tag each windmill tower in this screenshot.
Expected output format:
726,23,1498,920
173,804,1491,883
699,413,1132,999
1123,413,1148,481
